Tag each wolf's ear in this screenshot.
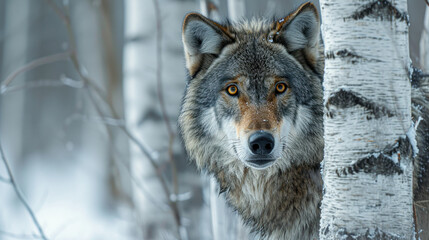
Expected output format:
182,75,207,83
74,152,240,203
270,2,320,67
182,13,233,78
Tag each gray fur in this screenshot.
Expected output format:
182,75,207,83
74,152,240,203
179,2,429,239
411,68,429,240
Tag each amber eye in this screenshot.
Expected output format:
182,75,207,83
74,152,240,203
226,85,239,96
275,82,287,94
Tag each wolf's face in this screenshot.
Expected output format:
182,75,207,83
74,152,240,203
180,3,324,173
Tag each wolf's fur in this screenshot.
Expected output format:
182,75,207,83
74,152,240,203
179,2,429,239
412,69,429,240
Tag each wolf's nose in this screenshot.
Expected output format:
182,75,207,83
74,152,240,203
249,131,275,155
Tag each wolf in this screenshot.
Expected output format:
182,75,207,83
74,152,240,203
178,2,429,239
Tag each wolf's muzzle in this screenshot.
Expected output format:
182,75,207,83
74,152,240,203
249,131,274,155
246,131,276,168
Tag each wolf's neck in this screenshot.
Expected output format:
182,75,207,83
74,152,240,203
218,163,322,239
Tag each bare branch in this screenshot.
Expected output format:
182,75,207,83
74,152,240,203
152,0,179,208
0,230,43,239
44,0,68,24
64,113,125,127
0,143,49,240
1,77,84,95
1,51,72,91
414,199,429,209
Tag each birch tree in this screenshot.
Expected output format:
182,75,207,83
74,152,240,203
124,0,200,239
319,0,415,239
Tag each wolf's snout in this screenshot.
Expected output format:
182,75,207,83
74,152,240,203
248,131,274,155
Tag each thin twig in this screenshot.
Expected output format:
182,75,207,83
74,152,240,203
64,113,125,127
1,51,72,90
151,0,179,199
44,0,68,23
1,78,84,95
0,143,49,240
0,230,43,239
414,199,429,209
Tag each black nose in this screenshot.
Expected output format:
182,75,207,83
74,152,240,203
248,131,275,155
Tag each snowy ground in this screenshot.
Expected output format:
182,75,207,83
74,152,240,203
0,147,136,240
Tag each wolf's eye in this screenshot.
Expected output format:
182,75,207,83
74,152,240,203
275,82,287,94
226,85,239,96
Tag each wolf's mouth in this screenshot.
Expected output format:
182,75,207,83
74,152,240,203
246,159,275,169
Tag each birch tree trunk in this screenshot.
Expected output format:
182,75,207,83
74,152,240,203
124,0,197,239
227,0,245,22
71,0,130,206
124,1,173,238
319,0,414,239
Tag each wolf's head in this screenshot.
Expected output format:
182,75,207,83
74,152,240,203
179,2,324,174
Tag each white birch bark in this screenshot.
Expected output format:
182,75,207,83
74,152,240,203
124,0,196,239
123,1,167,238
319,0,414,239
200,0,221,21
227,0,246,22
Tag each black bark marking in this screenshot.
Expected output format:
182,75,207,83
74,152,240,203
348,0,409,25
336,134,414,177
336,228,402,240
336,49,362,59
325,49,381,64
322,225,330,235
326,89,395,119
325,51,335,59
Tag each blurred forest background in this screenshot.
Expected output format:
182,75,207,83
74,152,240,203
0,0,427,239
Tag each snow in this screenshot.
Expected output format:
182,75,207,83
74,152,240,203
407,118,421,158
0,148,136,240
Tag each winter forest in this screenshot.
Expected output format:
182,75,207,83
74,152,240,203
0,0,428,239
